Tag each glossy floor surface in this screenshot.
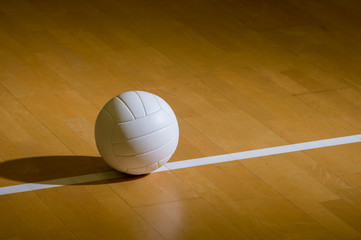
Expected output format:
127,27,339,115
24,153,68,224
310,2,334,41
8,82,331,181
1,0,361,239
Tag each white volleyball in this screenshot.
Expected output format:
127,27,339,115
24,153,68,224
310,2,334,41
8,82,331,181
94,91,179,175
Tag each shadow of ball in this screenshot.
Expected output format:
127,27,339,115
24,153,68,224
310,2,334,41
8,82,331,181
95,91,179,175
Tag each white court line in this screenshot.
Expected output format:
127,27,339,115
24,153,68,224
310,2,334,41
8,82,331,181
1,134,361,196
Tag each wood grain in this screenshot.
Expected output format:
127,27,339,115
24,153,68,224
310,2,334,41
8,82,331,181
0,0,361,239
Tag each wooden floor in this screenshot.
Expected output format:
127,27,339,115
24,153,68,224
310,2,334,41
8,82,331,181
1,0,361,239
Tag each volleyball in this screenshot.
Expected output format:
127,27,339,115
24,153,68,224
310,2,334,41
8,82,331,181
94,91,179,175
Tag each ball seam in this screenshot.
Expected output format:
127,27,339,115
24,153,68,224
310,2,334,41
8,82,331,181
125,151,173,173
116,96,136,120
114,134,178,158
113,108,164,124
112,124,174,144
134,91,146,116
155,96,172,119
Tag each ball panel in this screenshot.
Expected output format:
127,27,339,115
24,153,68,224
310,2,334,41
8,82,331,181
111,110,173,142
125,166,147,175
112,124,177,156
156,96,179,137
117,91,146,119
112,134,178,170
135,91,160,115
104,97,134,122
125,151,173,175
156,95,177,121
94,109,115,163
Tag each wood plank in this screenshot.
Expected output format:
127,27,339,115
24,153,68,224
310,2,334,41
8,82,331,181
1,0,361,239
108,171,198,207
34,184,165,240
135,198,250,240
173,161,339,239
240,152,361,239
0,192,77,240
